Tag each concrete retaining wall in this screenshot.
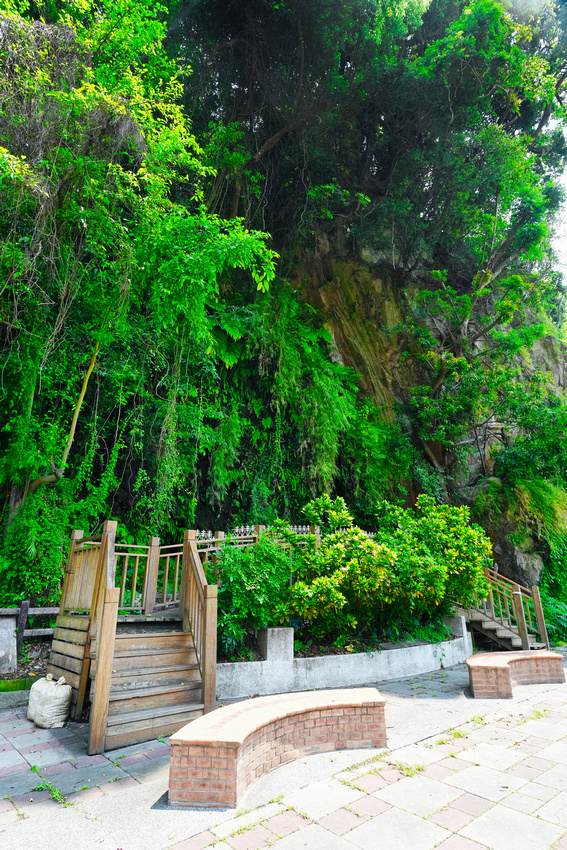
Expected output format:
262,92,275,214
216,615,473,700
0,616,17,675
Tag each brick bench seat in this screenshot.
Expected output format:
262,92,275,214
168,687,386,808
467,650,565,699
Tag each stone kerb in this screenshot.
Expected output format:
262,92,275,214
216,615,473,700
467,650,565,698
168,687,386,809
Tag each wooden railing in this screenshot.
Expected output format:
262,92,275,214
181,530,217,713
479,568,549,650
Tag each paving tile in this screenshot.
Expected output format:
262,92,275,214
352,772,388,793
515,721,566,741
536,790,567,827
436,836,488,850
73,754,107,769
0,761,29,778
0,714,19,725
20,740,86,768
119,753,150,767
422,764,456,781
46,761,127,795
346,806,450,850
521,782,560,802
241,802,286,825
282,778,364,820
450,793,494,817
523,756,554,771
10,728,75,749
0,748,26,770
500,791,543,815
0,797,15,813
375,775,463,818
65,786,104,804
212,816,254,839
270,823,357,848
170,832,217,850
537,740,567,765
458,743,523,772
536,763,567,793
225,824,273,849
37,761,76,778
263,810,309,837
429,806,474,831
11,789,52,807
505,763,544,781
0,807,21,827
349,795,391,818
389,745,443,767
0,767,46,796
443,765,526,801
100,776,141,795
436,757,471,771
461,803,563,850
318,807,365,834
3,725,35,739
145,745,170,759
121,754,169,783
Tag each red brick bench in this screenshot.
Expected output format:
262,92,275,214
169,687,386,808
467,650,565,699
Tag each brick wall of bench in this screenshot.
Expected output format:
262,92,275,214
169,688,386,808
467,651,565,699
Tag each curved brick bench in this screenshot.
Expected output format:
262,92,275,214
467,650,565,699
169,687,386,808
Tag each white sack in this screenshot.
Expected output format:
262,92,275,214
27,673,72,728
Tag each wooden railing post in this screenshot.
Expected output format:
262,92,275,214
512,584,530,650
16,600,29,655
180,530,195,632
531,586,550,649
203,583,217,714
484,567,494,617
88,587,119,755
60,529,84,612
253,525,265,544
143,536,160,615
310,525,321,548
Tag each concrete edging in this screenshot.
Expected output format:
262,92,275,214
216,615,473,700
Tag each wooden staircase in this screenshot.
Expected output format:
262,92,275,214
464,568,549,652
47,523,218,754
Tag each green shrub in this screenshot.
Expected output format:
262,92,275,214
272,496,491,640
206,535,293,655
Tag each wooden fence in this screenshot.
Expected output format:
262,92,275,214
0,603,59,653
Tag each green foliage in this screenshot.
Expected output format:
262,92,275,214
206,534,294,655
272,496,491,639
540,589,567,645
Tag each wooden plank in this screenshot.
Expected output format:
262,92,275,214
103,711,203,751
52,639,85,660
48,652,83,675
0,608,19,615
531,586,550,650
53,627,88,645
56,615,89,631
28,608,59,615
88,587,119,755
112,632,193,652
203,584,218,714
46,664,81,689
23,628,54,638
16,600,29,654
143,537,160,615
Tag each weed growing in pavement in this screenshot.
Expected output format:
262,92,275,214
30,765,72,807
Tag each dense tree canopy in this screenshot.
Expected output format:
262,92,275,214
3,0,567,605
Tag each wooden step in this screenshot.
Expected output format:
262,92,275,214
92,631,193,655
107,682,202,716
103,702,204,751
110,647,197,671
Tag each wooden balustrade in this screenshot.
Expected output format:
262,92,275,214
181,530,217,714
480,568,549,649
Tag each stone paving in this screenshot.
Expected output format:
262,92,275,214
2,659,567,850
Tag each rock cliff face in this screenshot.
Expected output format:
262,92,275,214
299,253,567,589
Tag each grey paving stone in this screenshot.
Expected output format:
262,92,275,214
0,767,44,797
122,754,170,784
47,762,128,795
536,763,567,793
346,806,450,850
515,720,566,741
537,740,567,765
282,778,364,820
461,802,563,850
270,823,354,848
0,749,26,770
458,743,524,772
536,790,567,827
500,791,543,815
10,728,76,749
374,775,462,817
443,765,527,801
20,740,86,768
388,745,444,767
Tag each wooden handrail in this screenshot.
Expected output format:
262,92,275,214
481,568,549,649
